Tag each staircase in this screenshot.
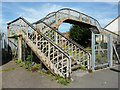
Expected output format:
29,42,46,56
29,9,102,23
7,8,102,78
8,17,71,78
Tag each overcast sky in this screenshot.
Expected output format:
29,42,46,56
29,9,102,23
1,1,119,33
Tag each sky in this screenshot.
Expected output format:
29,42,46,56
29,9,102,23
0,1,119,33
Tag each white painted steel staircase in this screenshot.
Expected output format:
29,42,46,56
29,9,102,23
7,8,103,78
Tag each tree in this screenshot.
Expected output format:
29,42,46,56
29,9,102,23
69,24,91,47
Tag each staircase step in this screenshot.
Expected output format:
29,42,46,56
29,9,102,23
71,64,80,71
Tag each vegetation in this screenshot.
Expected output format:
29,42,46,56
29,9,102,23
13,35,18,41
24,61,32,69
55,75,70,86
31,64,41,72
79,64,86,71
88,69,93,73
100,41,106,49
69,24,91,47
47,74,53,77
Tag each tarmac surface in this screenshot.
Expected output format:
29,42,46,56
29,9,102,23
1,60,119,88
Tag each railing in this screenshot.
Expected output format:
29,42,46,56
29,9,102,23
7,17,71,78
36,21,91,69
102,28,120,64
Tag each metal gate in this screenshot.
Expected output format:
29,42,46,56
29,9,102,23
91,32,113,70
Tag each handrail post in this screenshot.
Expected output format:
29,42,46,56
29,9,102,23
55,13,57,28
94,20,96,26
88,16,90,24
36,24,38,50
18,35,22,61
67,58,69,78
87,55,90,69
26,24,28,40
68,9,70,19
80,13,82,21
48,43,51,67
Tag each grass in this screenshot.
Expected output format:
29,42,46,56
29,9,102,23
2,68,15,72
45,71,70,86
27,68,32,72
47,74,53,77
80,64,86,71
55,75,70,86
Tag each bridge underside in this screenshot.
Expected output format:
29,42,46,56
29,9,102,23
63,19,99,33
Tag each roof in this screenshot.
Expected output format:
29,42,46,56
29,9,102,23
104,16,120,29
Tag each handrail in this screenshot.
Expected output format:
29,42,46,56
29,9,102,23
36,19,91,67
21,17,71,58
7,17,21,25
7,17,71,61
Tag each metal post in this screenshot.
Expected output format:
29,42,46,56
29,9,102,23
55,13,57,28
108,34,113,67
92,32,95,70
36,25,38,51
26,24,28,41
80,13,82,21
18,36,22,61
48,43,50,67
68,9,70,19
24,40,25,62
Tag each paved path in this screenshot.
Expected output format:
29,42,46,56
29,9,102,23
2,61,64,88
2,61,119,88
66,66,119,88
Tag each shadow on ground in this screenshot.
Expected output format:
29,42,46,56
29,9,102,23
110,67,120,73
2,45,13,66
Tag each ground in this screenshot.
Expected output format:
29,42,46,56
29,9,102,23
1,60,119,88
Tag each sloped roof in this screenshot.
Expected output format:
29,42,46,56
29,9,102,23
104,16,120,29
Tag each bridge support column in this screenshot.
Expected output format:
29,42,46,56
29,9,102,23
18,36,22,61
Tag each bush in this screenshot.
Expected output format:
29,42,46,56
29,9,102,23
69,24,91,47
